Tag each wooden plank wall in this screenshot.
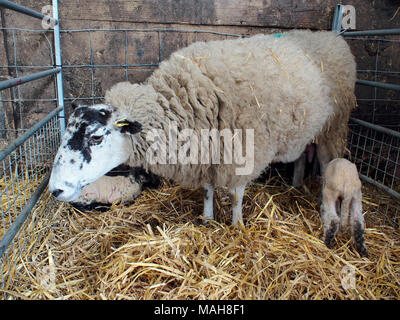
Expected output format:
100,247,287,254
0,0,399,130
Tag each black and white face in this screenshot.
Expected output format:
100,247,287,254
49,103,142,202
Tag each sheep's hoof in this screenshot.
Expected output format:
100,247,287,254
198,217,214,227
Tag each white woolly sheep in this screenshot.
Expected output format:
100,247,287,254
320,158,367,257
70,165,160,211
49,30,356,225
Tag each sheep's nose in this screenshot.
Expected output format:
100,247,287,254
51,189,64,198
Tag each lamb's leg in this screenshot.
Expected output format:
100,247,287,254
203,184,214,223
350,193,368,257
321,191,340,248
292,152,306,188
230,184,246,225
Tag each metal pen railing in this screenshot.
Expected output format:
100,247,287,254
332,4,400,226
0,0,64,297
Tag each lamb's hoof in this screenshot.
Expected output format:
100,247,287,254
356,243,368,258
324,221,338,249
353,221,367,257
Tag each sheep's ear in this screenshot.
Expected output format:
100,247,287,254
114,118,142,134
71,102,79,110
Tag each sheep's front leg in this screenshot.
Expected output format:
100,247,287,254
203,184,214,223
230,185,246,225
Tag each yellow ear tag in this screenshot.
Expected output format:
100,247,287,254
114,117,129,127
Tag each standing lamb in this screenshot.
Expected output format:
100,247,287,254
320,158,368,257
49,30,356,225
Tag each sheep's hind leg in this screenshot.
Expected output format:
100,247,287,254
321,194,340,248
203,184,214,223
230,184,246,226
350,194,368,257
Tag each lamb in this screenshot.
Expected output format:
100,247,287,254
320,158,368,257
49,30,356,225
70,165,160,211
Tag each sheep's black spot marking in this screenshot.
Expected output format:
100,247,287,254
70,159,75,164
105,164,160,188
119,120,142,135
67,123,92,163
70,202,111,212
66,108,112,163
131,166,160,189
68,122,87,151
79,163,83,170
81,109,111,126
105,164,132,177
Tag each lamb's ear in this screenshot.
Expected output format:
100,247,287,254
114,118,142,134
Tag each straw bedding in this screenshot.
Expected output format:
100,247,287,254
1,176,400,299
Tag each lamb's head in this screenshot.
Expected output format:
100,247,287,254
49,103,142,201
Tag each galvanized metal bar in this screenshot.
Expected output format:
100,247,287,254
342,29,400,36
89,31,95,105
0,68,61,91
350,117,400,139
356,79,400,91
331,4,344,33
61,27,243,37
359,173,400,202
52,0,65,135
0,174,50,258
0,0,57,24
61,63,159,68
0,106,62,162
12,29,24,130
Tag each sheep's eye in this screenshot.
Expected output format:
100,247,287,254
89,135,103,145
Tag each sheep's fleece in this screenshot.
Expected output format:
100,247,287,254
105,30,356,189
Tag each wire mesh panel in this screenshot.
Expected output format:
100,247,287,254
60,28,242,106
0,1,64,298
0,0,398,299
341,31,400,228
0,113,60,297
347,119,400,227
0,28,60,140
345,35,400,129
